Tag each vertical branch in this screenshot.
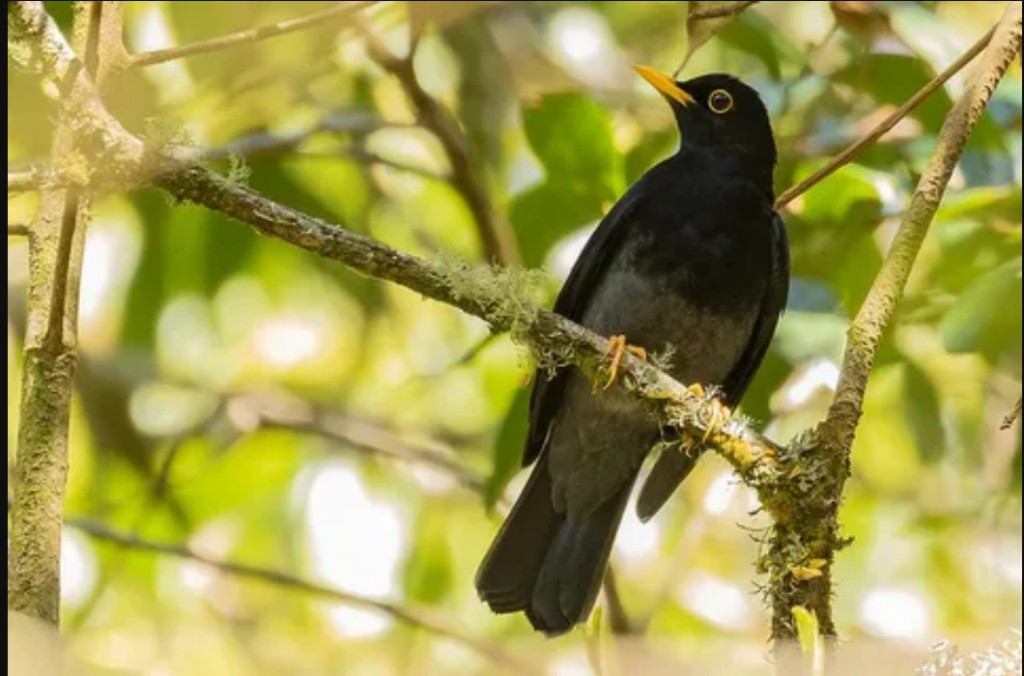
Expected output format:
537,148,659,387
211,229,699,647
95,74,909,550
7,0,123,624
358,19,522,267
825,0,1022,450
768,1,1022,657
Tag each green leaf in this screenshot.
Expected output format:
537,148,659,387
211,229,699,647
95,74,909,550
787,162,884,313
830,235,884,317
851,365,923,492
516,92,625,266
791,606,825,676
902,362,946,463
797,161,883,231
485,387,532,510
522,93,623,201
716,11,801,79
939,257,1022,358
836,54,950,134
936,186,1023,225
510,182,602,267
835,53,1004,151
771,310,849,365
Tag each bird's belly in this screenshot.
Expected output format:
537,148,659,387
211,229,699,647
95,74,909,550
580,268,758,387
547,258,764,517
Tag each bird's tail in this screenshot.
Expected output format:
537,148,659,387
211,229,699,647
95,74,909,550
475,457,635,636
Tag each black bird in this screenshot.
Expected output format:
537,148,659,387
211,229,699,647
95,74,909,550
475,68,789,636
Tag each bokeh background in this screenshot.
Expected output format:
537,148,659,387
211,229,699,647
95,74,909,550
7,1,1022,674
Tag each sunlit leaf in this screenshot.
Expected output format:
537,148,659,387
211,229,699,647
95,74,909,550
522,92,623,200
510,182,601,267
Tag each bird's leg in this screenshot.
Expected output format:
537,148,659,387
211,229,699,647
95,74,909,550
603,335,647,389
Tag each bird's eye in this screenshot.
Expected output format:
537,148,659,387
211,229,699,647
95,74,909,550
708,89,734,114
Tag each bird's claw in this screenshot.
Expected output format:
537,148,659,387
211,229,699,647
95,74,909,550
603,335,647,389
685,383,731,442
702,400,732,442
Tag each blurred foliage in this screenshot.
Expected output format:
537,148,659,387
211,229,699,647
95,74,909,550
6,1,1022,674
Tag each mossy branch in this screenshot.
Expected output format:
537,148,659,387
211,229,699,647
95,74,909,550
9,0,1020,653
7,0,123,625
154,162,782,488
768,1,1022,656
8,0,784,511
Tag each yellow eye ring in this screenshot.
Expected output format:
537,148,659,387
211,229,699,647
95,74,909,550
708,89,734,114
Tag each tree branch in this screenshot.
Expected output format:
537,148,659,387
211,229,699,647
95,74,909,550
127,1,377,68
66,519,532,673
155,161,782,486
16,0,1012,651
357,18,522,266
8,222,31,237
768,1,1022,651
7,0,782,515
223,390,488,494
775,24,997,210
198,111,397,161
7,0,122,625
825,2,1021,457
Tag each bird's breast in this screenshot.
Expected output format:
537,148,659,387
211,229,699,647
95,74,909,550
582,271,758,386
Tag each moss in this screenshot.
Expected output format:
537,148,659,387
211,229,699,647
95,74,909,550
435,254,560,365
227,154,251,186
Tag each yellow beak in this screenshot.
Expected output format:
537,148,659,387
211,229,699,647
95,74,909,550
633,65,695,107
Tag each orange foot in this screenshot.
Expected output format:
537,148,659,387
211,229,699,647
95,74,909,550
603,335,647,389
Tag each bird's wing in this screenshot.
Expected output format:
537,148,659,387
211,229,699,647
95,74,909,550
522,186,647,467
719,210,790,404
636,209,789,521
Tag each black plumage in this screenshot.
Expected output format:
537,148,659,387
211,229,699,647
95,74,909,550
476,70,790,636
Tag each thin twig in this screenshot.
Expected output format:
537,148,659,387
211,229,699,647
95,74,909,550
224,391,488,494
128,1,377,68
357,18,521,266
67,519,533,673
689,1,760,20
199,111,393,160
775,24,996,209
1001,397,1022,430
8,223,31,237
308,148,445,181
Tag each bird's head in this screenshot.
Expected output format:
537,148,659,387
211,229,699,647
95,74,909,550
634,67,776,192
